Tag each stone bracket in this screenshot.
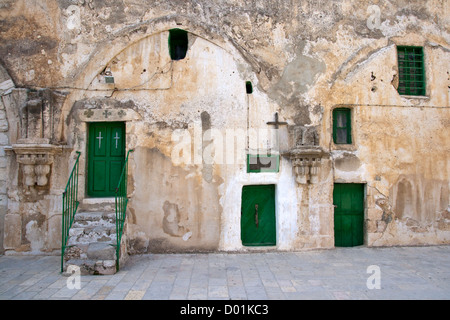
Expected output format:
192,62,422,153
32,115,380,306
284,147,328,185
9,143,66,188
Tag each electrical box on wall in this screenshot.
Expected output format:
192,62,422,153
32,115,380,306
104,75,115,84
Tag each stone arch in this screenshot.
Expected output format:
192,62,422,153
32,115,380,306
58,15,258,141
56,16,254,231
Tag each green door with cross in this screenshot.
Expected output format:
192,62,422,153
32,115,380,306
87,122,125,197
241,185,276,246
333,183,365,247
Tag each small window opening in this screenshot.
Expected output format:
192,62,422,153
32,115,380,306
333,108,352,145
397,46,425,96
245,81,253,94
168,28,188,61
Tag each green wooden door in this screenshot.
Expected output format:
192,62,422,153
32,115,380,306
241,185,276,246
333,183,364,247
87,122,125,197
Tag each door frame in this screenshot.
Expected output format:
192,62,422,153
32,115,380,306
240,184,277,247
86,121,126,198
333,183,366,247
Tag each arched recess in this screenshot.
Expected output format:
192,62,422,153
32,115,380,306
394,177,415,220
58,16,268,253
58,15,258,143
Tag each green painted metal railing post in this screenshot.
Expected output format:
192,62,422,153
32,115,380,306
61,151,81,273
115,149,133,272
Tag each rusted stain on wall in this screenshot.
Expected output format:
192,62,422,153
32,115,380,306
128,147,222,253
162,200,189,237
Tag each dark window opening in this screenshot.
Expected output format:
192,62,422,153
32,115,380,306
397,46,425,96
169,28,188,61
246,81,253,94
333,108,352,145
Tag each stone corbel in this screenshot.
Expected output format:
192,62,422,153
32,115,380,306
11,142,63,189
285,147,328,185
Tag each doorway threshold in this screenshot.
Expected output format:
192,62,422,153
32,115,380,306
240,246,278,252
82,197,115,205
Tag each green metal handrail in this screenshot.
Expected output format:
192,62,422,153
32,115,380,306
61,151,81,273
115,149,133,272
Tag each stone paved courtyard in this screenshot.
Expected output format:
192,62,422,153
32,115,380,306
0,245,449,300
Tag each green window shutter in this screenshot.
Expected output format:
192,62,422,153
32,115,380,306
397,46,426,96
333,108,352,144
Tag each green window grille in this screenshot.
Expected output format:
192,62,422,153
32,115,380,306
397,46,426,96
333,108,352,145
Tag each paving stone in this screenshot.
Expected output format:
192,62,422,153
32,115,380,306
31,288,60,300
188,286,208,300
1,246,450,300
245,286,268,300
228,286,247,299
208,285,229,299
169,286,189,300
124,290,145,300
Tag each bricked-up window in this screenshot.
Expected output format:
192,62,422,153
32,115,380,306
169,28,188,60
333,108,352,145
397,46,426,96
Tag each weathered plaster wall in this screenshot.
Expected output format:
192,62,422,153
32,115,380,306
0,65,13,254
320,35,450,246
0,0,449,254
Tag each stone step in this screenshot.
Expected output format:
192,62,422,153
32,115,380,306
63,207,121,275
68,229,117,246
64,241,117,257
63,242,117,275
72,219,116,229
67,211,117,246
70,225,116,235
64,258,116,276
74,211,116,224
87,242,116,260
78,197,116,212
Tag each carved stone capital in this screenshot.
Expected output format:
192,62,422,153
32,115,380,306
284,146,328,185
12,143,63,187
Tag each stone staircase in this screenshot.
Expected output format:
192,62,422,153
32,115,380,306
62,198,120,275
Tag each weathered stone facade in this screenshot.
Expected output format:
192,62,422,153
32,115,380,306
0,0,449,257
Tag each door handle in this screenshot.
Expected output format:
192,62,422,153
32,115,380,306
255,204,259,228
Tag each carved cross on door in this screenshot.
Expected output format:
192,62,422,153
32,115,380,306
113,132,120,149
96,132,103,149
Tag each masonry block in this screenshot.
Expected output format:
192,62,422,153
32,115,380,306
4,214,21,249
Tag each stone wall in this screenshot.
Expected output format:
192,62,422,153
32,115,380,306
0,65,13,254
0,0,449,255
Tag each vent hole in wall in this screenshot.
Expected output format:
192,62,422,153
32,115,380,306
169,28,188,61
